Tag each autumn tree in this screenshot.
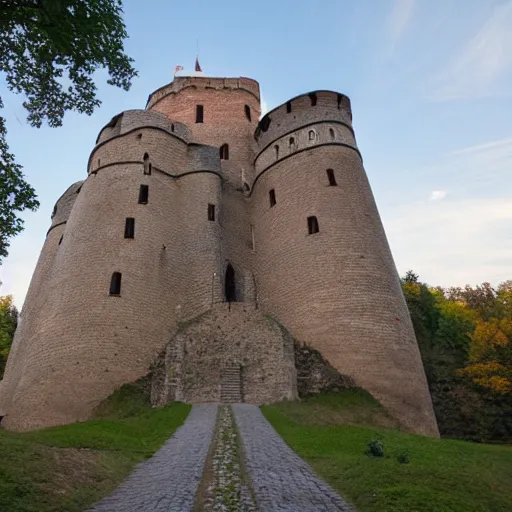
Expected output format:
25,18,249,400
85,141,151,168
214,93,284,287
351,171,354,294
0,295,18,378
0,0,137,260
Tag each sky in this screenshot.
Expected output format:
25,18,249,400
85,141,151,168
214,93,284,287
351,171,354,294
1,0,511,309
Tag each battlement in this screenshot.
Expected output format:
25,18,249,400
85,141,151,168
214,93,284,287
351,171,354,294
146,76,260,110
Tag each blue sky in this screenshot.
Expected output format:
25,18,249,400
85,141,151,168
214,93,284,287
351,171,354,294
1,0,511,308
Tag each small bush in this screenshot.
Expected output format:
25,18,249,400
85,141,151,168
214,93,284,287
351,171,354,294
366,439,384,457
397,452,410,464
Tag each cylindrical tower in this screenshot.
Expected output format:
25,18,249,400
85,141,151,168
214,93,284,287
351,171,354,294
147,76,261,302
0,109,223,430
251,91,438,436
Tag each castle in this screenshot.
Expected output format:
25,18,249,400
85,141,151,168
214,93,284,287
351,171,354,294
0,71,439,436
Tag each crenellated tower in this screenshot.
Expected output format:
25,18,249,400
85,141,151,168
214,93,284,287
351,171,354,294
0,72,438,436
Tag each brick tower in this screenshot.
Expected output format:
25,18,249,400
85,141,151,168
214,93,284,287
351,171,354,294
0,70,439,436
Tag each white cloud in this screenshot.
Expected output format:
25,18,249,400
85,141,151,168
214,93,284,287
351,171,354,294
429,190,447,201
388,0,415,48
430,1,512,101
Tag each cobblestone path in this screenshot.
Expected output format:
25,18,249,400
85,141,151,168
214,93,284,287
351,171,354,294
233,404,355,512
87,403,218,512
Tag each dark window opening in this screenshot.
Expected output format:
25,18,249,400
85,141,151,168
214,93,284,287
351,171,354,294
329,128,335,141
98,158,101,167
327,169,337,186
260,115,271,132
274,145,279,160
208,204,215,221
137,133,142,139
143,153,151,175
220,143,229,160
269,189,276,207
308,130,316,141
309,93,317,106
308,216,319,235
124,217,135,238
109,272,122,295
58,235,63,245
286,101,292,113
76,186,82,194
225,264,236,302
196,104,204,123
337,94,342,109
289,137,295,147
138,184,149,204
245,104,251,121
171,123,175,132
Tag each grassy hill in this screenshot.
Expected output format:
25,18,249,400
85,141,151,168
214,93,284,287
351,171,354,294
0,378,190,512
262,390,512,512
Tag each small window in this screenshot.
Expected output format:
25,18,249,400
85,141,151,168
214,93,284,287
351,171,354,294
326,169,337,186
137,133,142,139
307,216,319,235
220,144,229,160
289,137,295,147
269,189,276,207
58,235,63,245
329,128,335,141
138,185,149,204
274,145,279,160
109,272,122,295
245,104,251,121
208,204,215,221
286,102,292,113
124,217,135,238
309,93,317,106
171,123,175,132
337,94,342,109
308,130,316,141
97,158,101,167
196,105,204,123
143,153,151,175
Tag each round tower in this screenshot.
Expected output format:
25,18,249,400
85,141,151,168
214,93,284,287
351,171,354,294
251,91,438,436
1,109,223,430
147,76,261,302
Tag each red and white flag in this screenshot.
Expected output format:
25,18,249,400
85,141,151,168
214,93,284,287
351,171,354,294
174,65,184,75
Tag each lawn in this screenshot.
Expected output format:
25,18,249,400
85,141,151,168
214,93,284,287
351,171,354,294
262,391,512,512
0,378,191,512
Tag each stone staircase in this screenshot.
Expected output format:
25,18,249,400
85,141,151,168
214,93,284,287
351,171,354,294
220,365,243,403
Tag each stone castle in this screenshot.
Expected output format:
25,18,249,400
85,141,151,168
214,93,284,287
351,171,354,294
0,70,439,436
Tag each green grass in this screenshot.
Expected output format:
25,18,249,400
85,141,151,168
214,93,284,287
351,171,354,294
0,378,191,512
262,390,512,512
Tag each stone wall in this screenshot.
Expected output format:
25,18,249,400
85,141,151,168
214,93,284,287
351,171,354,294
151,303,297,405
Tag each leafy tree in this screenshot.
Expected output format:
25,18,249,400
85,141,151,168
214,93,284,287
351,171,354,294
0,0,137,260
0,295,18,379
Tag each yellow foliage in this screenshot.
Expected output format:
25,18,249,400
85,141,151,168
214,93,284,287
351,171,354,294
458,361,512,394
469,319,509,361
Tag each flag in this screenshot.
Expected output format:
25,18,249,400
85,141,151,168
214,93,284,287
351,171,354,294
174,65,183,75
195,56,202,72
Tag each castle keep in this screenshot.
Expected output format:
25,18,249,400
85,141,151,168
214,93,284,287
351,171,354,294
0,72,439,436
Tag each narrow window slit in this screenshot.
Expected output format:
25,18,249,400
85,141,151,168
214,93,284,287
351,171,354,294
327,169,337,186
143,153,151,175
138,185,149,204
124,217,135,239
208,204,215,221
245,105,251,121
286,102,292,113
220,144,229,160
196,105,204,123
109,272,122,295
269,189,276,207
308,216,319,235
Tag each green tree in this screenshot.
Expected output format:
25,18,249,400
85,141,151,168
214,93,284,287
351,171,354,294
0,0,137,260
0,295,18,379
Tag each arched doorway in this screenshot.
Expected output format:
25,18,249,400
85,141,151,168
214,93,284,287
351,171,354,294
225,264,236,302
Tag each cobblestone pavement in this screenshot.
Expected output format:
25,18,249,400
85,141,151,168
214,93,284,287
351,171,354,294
233,404,356,512
87,403,218,512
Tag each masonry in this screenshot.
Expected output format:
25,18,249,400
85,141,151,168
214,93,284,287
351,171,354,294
0,71,439,436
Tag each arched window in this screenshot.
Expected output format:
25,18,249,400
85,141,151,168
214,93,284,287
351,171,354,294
220,144,229,160
329,128,335,141
143,153,151,175
326,169,337,186
309,93,317,106
274,145,279,160
109,272,122,295
307,216,319,235
308,130,316,141
245,105,251,121
289,137,295,150
286,102,292,113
